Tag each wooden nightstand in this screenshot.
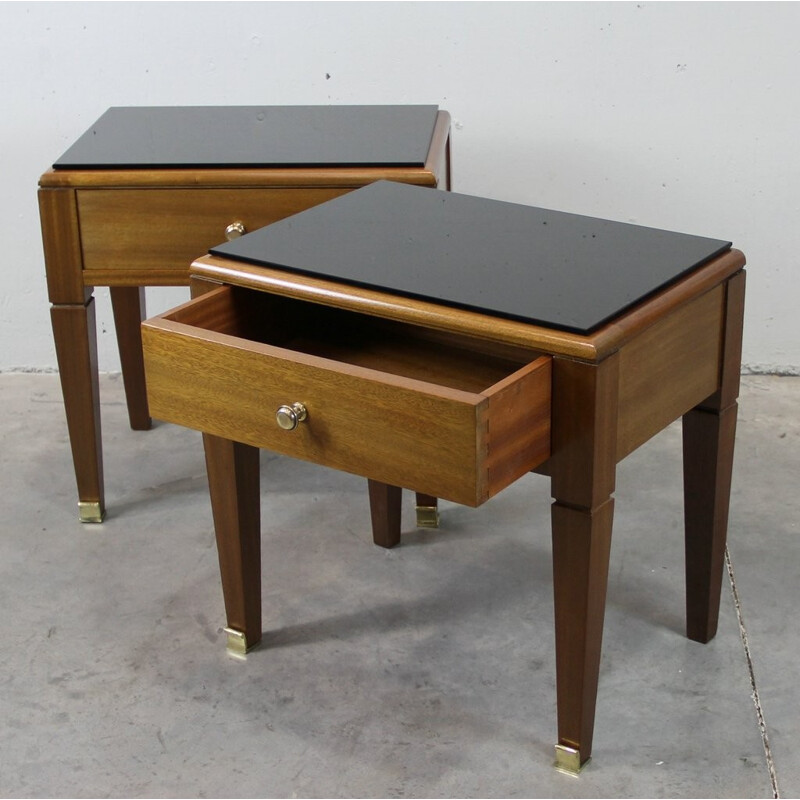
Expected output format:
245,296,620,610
142,181,745,770
39,106,450,521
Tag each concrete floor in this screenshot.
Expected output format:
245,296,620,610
0,372,796,798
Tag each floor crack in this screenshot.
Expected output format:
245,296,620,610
726,546,780,798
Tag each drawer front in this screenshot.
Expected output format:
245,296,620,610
142,287,552,506
77,187,348,275
143,318,488,506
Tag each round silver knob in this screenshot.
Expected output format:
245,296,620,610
225,221,246,241
275,402,308,431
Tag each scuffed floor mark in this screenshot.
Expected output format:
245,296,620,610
727,546,780,798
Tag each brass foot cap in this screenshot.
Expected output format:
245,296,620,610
78,501,105,523
416,505,440,528
554,744,589,775
224,627,255,660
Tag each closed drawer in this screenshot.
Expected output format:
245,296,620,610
77,187,348,273
142,285,551,506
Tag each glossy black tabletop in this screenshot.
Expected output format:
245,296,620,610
53,106,439,169
210,181,731,334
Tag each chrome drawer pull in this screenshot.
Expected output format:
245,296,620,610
224,221,246,240
275,402,308,431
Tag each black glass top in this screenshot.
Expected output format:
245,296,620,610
210,181,732,334
53,105,439,169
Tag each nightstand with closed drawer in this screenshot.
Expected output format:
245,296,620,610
39,105,450,522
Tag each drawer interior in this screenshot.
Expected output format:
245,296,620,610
171,285,543,393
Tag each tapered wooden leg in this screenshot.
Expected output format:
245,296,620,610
51,299,105,522
552,498,614,769
683,270,745,644
683,405,737,643
549,354,619,771
414,492,439,528
368,480,402,548
110,286,151,431
203,434,261,655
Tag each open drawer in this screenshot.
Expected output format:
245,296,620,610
142,285,551,506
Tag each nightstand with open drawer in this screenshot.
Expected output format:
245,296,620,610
142,180,746,771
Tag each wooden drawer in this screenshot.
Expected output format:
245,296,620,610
77,187,348,274
142,286,552,506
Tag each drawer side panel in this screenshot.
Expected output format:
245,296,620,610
485,356,552,497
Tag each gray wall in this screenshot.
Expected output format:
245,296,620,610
3,2,797,372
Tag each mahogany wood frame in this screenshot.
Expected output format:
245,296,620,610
38,111,451,521
161,247,745,769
